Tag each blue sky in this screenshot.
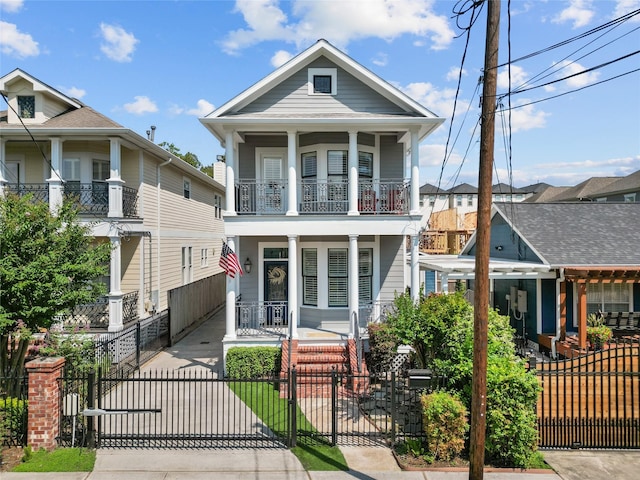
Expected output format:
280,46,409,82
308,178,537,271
1,0,639,188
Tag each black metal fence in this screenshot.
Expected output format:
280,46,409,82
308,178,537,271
0,376,28,446
535,336,640,449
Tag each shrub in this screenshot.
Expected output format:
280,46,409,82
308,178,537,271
226,347,281,378
366,323,400,372
39,331,102,375
0,397,28,443
420,391,468,461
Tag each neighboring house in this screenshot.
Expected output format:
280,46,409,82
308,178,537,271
0,68,225,331
524,171,640,203
421,202,640,356
199,39,444,358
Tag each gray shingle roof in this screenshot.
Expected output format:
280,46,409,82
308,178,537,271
589,169,640,197
420,183,447,194
494,202,640,266
448,183,477,194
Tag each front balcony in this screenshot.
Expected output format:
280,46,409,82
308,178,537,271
234,179,409,215
57,291,140,330
5,182,139,218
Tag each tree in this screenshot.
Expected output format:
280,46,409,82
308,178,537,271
158,141,202,170
0,194,111,393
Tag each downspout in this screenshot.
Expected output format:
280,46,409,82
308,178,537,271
551,267,565,359
156,158,172,310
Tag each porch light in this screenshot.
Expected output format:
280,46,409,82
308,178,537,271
244,258,252,274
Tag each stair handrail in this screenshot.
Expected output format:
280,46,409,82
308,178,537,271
351,310,362,373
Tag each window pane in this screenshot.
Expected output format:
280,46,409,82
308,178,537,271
264,248,288,259
302,152,317,177
358,152,373,177
304,277,318,305
328,249,348,276
328,151,347,176
18,96,35,119
329,277,348,306
313,75,331,94
303,249,317,275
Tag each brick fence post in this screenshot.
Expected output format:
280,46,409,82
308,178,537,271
25,356,65,451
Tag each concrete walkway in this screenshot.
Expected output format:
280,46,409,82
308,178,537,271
4,307,639,478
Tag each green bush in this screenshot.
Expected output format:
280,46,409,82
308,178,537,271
39,331,104,375
420,391,468,461
0,397,28,442
226,347,281,378
366,323,400,372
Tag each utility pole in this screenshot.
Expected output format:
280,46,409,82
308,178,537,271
469,1,500,480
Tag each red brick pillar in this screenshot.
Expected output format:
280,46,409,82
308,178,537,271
25,357,65,451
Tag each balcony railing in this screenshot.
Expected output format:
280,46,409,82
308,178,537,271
57,291,140,330
234,178,410,215
236,301,288,336
4,182,138,218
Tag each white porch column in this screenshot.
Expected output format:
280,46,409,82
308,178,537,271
0,139,7,197
287,235,298,338
441,273,449,293
348,234,359,337
47,137,64,213
224,130,237,216
348,131,359,215
108,234,124,332
410,128,420,215
225,236,238,339
411,233,420,302
286,131,298,215
107,137,124,218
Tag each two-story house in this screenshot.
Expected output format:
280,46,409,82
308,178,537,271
200,39,444,360
0,69,225,332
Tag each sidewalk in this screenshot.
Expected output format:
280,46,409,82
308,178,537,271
3,307,622,479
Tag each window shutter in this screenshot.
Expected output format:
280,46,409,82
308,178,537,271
302,152,317,177
328,151,347,176
303,249,318,306
328,249,348,306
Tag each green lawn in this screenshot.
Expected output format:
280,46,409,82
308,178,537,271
229,379,349,471
11,447,95,472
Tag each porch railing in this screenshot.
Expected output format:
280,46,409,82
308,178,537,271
4,182,138,218
58,291,139,330
359,301,394,333
234,178,410,215
236,301,288,336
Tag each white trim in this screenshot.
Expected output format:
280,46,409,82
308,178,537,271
308,68,337,95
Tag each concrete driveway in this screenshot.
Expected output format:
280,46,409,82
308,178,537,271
543,450,640,480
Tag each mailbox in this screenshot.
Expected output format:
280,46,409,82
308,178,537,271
408,368,433,389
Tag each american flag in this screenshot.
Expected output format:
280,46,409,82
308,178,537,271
219,241,243,278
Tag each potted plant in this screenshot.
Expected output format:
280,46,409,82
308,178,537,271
586,313,613,350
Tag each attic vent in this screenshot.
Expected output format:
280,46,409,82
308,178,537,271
308,68,337,96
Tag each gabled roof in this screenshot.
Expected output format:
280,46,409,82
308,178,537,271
463,202,640,267
448,183,477,194
0,68,82,109
492,182,525,194
419,183,447,194
589,169,640,197
200,39,444,144
520,182,552,194
549,176,620,201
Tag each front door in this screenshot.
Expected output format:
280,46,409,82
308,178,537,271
264,260,288,325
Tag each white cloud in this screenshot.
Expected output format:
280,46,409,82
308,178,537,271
0,0,23,13
497,65,529,90
99,23,138,62
613,1,640,22
123,96,158,115
552,0,595,29
187,99,215,117
554,60,600,88
420,143,464,169
222,0,454,54
271,49,293,67
401,81,467,120
497,101,549,133
62,86,86,99
372,52,388,67
0,21,39,58
446,67,467,82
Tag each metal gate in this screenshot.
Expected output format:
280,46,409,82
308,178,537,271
59,368,443,449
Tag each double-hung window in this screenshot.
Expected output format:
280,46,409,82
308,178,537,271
302,249,318,306
359,249,373,302
328,248,348,307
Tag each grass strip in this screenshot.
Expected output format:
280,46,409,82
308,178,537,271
229,379,348,471
11,447,95,472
